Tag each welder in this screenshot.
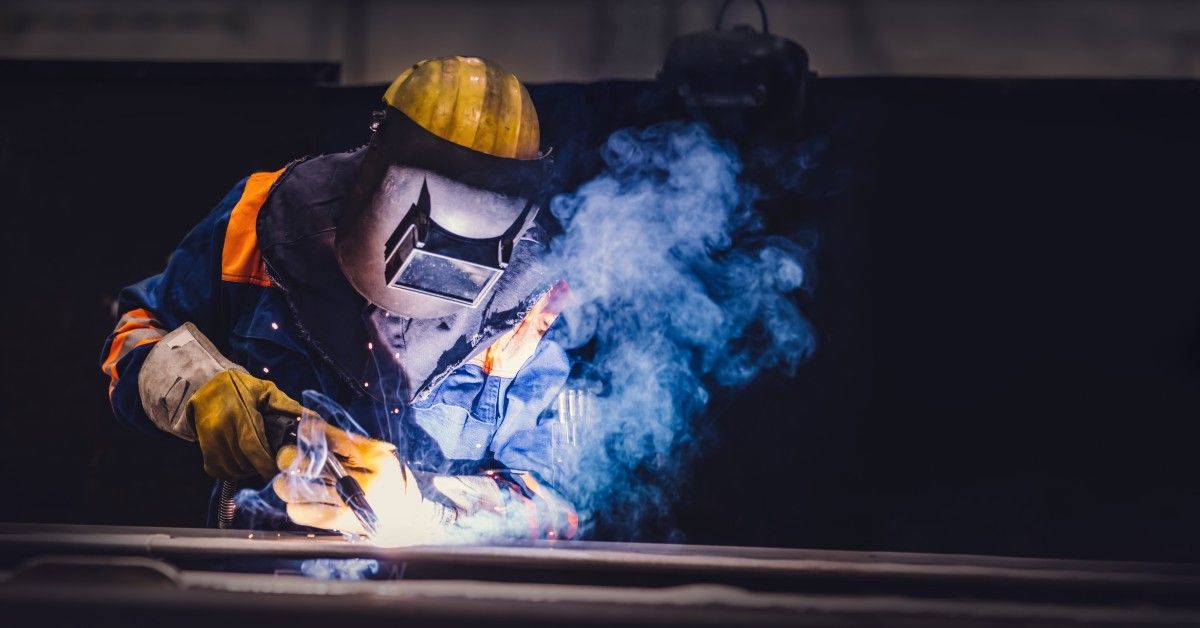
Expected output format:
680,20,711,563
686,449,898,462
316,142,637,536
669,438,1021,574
100,57,578,539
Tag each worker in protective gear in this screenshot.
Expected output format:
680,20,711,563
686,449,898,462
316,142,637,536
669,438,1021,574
101,56,578,539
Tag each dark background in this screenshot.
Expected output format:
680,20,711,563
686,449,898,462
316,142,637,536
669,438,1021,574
2,59,1198,563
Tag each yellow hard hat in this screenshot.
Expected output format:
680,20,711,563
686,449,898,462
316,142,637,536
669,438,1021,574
383,56,540,160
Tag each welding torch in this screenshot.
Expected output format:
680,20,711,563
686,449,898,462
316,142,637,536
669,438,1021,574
266,413,380,537
321,447,380,537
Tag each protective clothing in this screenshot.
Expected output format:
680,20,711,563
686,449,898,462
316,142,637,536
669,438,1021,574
383,56,540,159
338,57,549,320
467,281,567,377
100,62,577,539
139,322,246,441
189,369,302,481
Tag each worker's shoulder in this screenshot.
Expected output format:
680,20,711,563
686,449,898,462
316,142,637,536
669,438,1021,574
269,148,366,206
222,148,366,213
257,148,366,247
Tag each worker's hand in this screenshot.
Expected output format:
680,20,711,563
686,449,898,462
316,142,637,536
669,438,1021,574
468,282,567,377
189,369,303,481
271,418,426,537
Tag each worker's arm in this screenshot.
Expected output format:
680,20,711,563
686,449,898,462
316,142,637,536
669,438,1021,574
100,184,239,434
412,284,580,539
101,172,301,482
437,338,579,539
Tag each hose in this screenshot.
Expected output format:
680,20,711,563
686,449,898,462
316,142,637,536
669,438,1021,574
216,480,238,530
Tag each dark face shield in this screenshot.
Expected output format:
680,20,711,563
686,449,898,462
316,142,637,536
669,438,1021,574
337,108,548,319
387,246,500,306
381,169,533,308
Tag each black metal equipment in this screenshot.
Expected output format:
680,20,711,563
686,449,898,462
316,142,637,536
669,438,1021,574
659,0,812,142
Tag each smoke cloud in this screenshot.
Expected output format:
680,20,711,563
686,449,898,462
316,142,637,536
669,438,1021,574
300,558,380,580
544,122,815,538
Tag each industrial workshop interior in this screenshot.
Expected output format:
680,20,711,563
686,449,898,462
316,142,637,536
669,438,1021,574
2,0,1200,625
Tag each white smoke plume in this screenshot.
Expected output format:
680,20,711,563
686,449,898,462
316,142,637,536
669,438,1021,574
300,558,380,580
544,122,815,538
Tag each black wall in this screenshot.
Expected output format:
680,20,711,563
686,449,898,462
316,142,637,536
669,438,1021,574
0,61,338,526
2,61,1198,562
687,78,1200,561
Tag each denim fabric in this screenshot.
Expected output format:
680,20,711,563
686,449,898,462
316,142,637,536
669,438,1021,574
412,339,569,478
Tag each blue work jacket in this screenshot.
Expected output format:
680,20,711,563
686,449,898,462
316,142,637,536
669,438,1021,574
101,150,573,532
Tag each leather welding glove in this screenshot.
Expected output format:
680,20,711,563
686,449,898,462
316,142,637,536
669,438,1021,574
188,369,304,482
138,322,303,482
272,418,459,538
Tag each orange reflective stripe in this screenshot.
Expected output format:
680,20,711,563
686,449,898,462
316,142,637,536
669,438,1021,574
111,307,158,337
221,168,285,287
472,281,570,377
101,333,126,382
102,307,166,396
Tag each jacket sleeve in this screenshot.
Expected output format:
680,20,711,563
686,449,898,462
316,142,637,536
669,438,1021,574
414,331,578,539
487,337,580,539
100,182,243,434
488,338,571,485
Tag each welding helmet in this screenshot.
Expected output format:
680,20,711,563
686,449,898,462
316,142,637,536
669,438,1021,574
337,57,548,319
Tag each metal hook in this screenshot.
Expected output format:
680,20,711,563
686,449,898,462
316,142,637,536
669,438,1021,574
716,0,769,34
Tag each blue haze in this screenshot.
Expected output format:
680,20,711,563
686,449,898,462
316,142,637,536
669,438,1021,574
544,122,815,538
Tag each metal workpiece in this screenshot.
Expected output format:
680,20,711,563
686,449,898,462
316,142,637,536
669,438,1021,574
1,524,1200,626
5,569,1200,628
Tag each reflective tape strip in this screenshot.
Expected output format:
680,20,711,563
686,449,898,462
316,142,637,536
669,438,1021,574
473,280,570,377
221,168,285,287
102,307,166,395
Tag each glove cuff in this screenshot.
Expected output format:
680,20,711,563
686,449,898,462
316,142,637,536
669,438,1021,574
138,322,246,440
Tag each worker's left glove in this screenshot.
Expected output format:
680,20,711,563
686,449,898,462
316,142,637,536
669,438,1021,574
139,322,303,481
271,415,459,538
188,369,304,481
431,471,580,540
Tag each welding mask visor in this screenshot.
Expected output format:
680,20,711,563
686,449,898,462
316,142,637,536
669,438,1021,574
337,107,548,319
